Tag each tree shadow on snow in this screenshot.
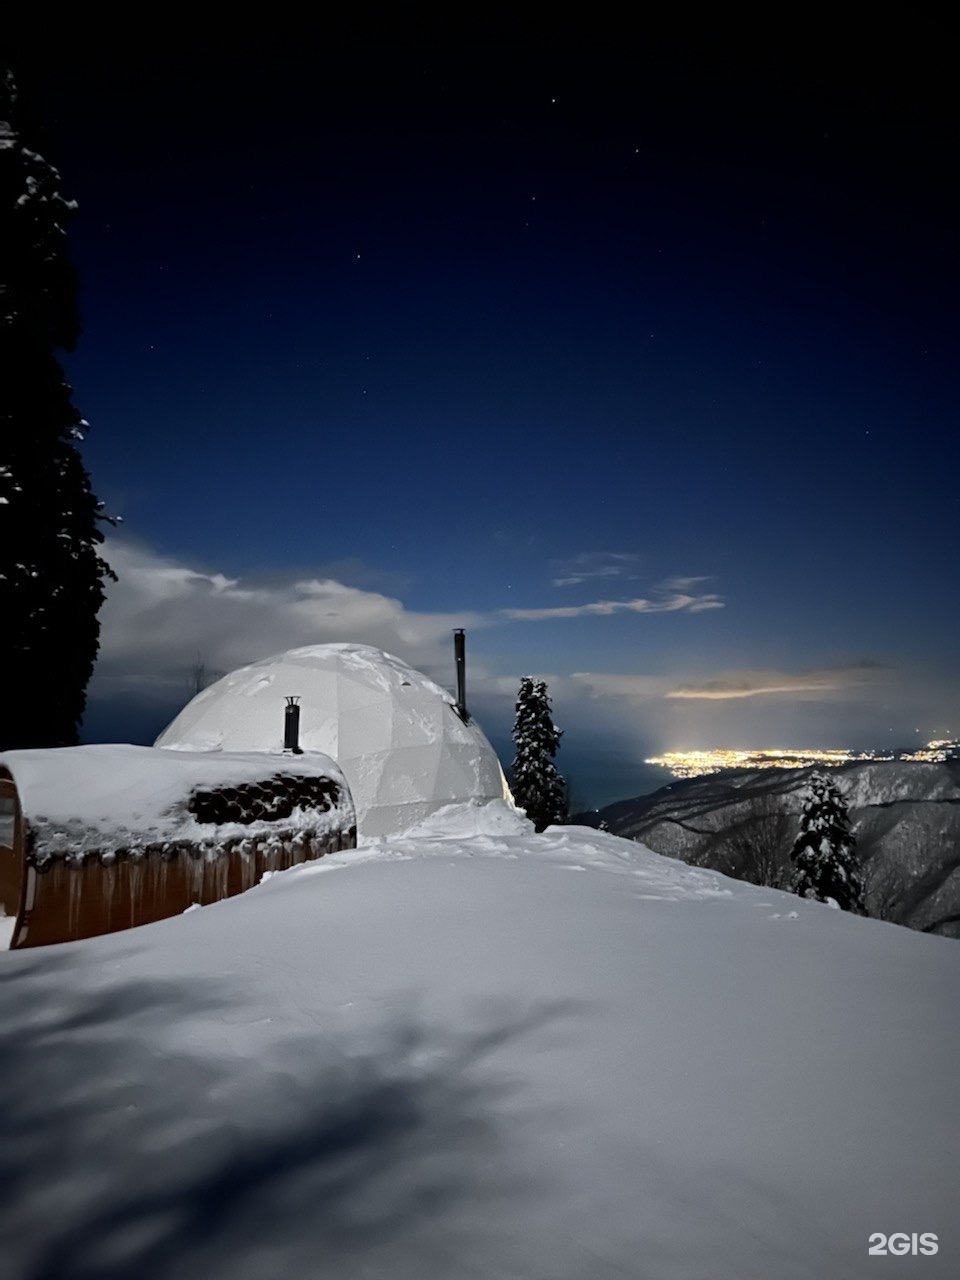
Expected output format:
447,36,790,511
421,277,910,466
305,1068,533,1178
0,954,574,1279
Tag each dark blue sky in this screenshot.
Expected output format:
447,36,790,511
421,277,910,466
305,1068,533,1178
17,25,960,799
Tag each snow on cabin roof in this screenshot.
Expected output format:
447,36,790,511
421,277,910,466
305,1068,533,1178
0,745,355,866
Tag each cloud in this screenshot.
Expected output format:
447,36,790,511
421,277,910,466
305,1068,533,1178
571,664,891,704
90,539,726,719
93,538,483,700
85,539,954,787
658,575,712,593
92,538,727,712
665,665,889,701
550,552,642,588
668,676,838,700
501,588,724,621
571,673,667,700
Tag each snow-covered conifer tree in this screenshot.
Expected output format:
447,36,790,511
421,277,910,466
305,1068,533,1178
1,71,113,748
510,677,567,832
790,771,865,912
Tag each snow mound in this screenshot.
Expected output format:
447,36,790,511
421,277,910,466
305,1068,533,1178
155,644,510,839
399,798,533,841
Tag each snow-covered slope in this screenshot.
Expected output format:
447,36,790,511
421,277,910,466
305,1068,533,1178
601,761,960,937
1,806,957,1278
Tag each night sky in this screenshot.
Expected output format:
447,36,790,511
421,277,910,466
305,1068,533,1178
16,26,959,805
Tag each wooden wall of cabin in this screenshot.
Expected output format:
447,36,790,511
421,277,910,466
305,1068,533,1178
0,777,24,932
12,826,356,949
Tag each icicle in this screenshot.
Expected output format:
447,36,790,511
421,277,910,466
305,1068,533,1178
102,861,117,928
128,860,142,928
67,866,82,939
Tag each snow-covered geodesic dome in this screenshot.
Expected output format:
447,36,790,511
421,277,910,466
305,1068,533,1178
156,644,511,839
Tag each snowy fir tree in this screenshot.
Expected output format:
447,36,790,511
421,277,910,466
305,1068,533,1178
790,772,865,912
0,72,113,748
510,677,567,832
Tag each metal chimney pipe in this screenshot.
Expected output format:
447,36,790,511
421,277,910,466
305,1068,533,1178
453,629,469,722
283,696,303,754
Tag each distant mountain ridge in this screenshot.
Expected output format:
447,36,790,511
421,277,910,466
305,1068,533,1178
595,761,960,937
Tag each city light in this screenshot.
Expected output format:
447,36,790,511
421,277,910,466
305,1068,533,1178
645,741,959,780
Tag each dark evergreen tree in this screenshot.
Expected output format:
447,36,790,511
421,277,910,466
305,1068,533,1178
790,772,865,912
1,71,113,748
510,677,567,832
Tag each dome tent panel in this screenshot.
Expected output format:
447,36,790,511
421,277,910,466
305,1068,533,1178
378,698,445,751
336,697,399,758
334,669,399,712
437,739,508,795
371,799,437,834
156,644,511,839
369,744,444,806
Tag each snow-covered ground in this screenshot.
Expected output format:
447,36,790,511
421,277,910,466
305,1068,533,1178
1,803,957,1278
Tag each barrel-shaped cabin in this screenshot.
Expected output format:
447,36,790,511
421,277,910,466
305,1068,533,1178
0,745,356,949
